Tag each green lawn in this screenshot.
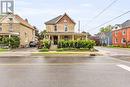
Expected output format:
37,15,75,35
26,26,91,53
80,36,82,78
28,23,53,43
39,48,97,52
0,48,8,52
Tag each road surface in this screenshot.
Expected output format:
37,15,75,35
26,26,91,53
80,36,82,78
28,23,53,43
0,47,130,87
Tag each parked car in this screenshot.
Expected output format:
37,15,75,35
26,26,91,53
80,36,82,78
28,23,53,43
29,41,37,47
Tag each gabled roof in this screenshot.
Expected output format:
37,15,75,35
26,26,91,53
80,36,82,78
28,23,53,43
14,15,34,29
122,20,130,28
0,15,4,20
45,13,76,25
45,15,62,25
0,13,34,29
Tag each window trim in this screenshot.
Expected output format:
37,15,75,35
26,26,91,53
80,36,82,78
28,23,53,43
115,38,118,43
54,25,57,32
121,38,126,44
115,31,118,36
64,24,68,32
122,30,126,35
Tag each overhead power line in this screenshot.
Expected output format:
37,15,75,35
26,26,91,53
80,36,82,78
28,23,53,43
86,0,119,24
87,11,130,31
92,0,119,19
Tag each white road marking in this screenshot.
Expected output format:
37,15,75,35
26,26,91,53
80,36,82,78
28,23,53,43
117,64,130,72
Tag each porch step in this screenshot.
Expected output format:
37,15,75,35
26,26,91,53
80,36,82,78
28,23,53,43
49,45,58,51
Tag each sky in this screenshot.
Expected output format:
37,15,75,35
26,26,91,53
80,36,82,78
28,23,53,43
15,0,130,35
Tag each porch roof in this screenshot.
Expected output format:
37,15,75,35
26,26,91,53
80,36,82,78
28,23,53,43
45,32,87,36
0,32,20,36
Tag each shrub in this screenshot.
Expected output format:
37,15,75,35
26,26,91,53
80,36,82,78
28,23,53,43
42,40,51,49
0,36,20,48
10,36,20,48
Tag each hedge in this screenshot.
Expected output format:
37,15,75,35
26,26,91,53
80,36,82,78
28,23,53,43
58,40,95,49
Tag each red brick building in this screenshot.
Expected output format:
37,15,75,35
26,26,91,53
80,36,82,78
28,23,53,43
112,20,130,47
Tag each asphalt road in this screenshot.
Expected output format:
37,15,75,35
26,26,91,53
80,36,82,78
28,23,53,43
0,47,130,87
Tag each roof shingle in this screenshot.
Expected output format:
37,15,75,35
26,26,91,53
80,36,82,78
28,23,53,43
45,15,62,25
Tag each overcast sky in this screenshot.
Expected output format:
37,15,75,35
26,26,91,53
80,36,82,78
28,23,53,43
15,0,130,34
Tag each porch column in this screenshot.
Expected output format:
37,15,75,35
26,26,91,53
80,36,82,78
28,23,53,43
58,35,60,41
86,35,88,40
52,36,54,45
72,35,74,40
48,35,51,40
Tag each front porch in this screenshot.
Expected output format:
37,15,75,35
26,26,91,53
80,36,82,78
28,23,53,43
44,32,88,45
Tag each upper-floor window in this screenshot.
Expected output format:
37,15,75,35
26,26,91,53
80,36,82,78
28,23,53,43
54,25,57,32
115,31,118,36
64,24,68,32
8,23,13,32
25,32,27,38
0,24,2,32
0,27,2,32
8,18,13,22
122,30,126,35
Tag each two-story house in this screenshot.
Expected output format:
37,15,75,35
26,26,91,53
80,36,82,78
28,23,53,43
0,13,35,47
112,20,130,47
44,13,88,45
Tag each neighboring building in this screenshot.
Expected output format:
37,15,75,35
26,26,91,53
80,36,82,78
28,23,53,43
44,13,88,45
0,13,35,47
96,32,112,46
89,35,100,46
112,20,130,47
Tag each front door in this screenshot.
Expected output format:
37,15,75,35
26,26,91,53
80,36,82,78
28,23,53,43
53,36,58,45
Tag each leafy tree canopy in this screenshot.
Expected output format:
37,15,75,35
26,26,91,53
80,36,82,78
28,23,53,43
100,25,112,33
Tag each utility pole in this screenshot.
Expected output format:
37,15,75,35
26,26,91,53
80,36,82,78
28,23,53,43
78,21,80,33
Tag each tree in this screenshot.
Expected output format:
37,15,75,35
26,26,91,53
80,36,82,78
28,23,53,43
39,30,47,40
100,25,112,33
33,26,39,37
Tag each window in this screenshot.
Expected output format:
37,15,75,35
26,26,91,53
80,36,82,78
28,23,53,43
115,38,118,43
115,27,118,29
115,31,118,36
25,32,27,38
0,27,2,32
54,25,57,32
64,24,68,32
122,30,126,35
8,23,13,32
9,18,13,21
122,38,126,43
0,24,2,32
